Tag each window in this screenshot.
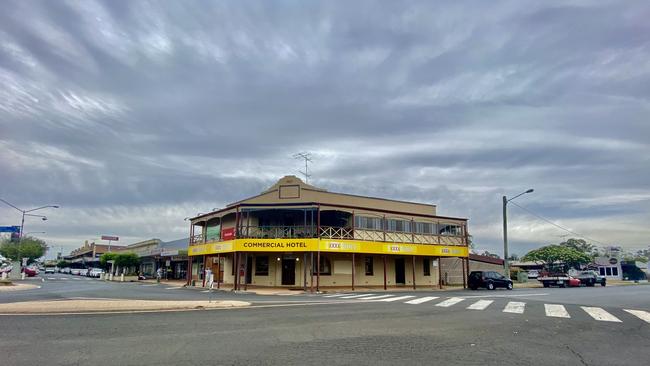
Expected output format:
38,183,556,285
255,256,269,276
599,267,605,276
365,256,374,276
612,267,618,276
313,256,331,275
354,216,383,230
387,219,411,233
415,222,433,234
439,224,462,236
606,267,612,276
423,257,430,276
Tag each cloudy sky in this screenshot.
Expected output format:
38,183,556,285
1,0,649,258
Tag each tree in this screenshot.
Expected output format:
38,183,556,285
559,238,597,257
99,252,118,268
0,236,48,263
523,245,592,271
56,260,70,268
480,250,501,259
507,254,520,261
114,252,140,275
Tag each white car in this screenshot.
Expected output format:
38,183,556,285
89,268,104,278
44,267,56,274
61,267,71,274
527,270,540,279
70,268,82,275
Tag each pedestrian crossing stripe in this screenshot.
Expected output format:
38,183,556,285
340,294,375,299
545,304,570,318
379,295,416,302
623,309,650,324
467,300,493,310
405,296,438,304
503,301,526,314
323,294,349,298
581,307,621,322
435,297,464,307
360,294,395,300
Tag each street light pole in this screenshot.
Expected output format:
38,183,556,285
0,199,59,238
503,189,534,277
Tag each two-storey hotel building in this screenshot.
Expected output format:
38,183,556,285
187,176,470,290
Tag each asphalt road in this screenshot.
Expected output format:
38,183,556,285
1,275,649,365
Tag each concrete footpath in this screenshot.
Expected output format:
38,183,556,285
0,299,250,314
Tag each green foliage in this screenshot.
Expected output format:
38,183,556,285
559,238,597,257
0,236,48,262
114,252,139,268
99,252,118,268
56,260,70,268
523,245,592,271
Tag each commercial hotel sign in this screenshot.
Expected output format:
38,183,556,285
189,238,468,258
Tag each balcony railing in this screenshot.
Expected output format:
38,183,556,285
191,225,466,246
239,226,317,239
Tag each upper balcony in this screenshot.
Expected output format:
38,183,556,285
190,207,467,247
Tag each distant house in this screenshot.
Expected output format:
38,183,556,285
592,256,622,280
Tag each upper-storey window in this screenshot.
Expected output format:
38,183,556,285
415,222,434,234
439,224,463,236
387,219,411,233
354,216,383,231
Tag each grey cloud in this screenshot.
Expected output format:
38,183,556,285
1,0,649,256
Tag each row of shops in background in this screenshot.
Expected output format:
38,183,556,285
64,238,188,279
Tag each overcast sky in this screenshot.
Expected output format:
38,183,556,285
1,0,649,259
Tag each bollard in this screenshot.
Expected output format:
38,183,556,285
120,273,124,282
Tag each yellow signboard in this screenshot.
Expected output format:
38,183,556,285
189,238,468,257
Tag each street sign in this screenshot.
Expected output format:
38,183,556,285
101,235,119,241
0,226,20,233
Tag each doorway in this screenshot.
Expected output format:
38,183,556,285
282,258,296,285
395,257,405,284
246,256,253,284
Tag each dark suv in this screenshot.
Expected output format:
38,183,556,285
468,271,513,290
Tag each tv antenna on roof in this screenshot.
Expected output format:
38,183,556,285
293,152,312,183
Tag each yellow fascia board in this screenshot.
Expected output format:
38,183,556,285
188,238,468,257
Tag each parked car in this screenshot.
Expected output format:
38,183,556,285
23,267,38,277
575,270,606,287
567,276,582,287
526,270,540,279
44,267,56,274
468,271,513,290
70,268,82,275
61,267,71,274
89,268,104,278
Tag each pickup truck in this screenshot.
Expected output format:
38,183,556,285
574,270,606,287
537,272,572,288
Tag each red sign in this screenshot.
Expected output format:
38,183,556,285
221,228,235,241
101,235,119,241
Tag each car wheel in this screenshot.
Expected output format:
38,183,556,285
487,282,495,290
507,282,513,290
560,283,566,288
601,282,606,287
543,282,549,288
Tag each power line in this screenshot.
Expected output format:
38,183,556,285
508,201,610,247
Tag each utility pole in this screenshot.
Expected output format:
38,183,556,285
293,152,312,183
502,189,534,277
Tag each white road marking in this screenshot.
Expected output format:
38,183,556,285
73,278,81,281
624,309,650,324
545,304,570,318
165,287,182,290
467,300,494,310
378,295,416,302
503,301,526,314
581,307,621,322
47,277,55,280
141,284,157,287
323,294,349,298
435,297,465,307
201,290,210,293
360,295,395,300
459,293,548,299
405,296,439,305
340,294,375,299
